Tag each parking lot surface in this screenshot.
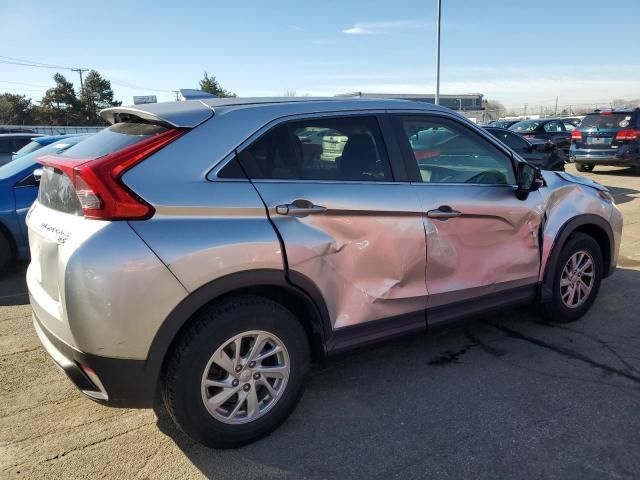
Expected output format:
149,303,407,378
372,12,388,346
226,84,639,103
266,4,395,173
1,165,639,479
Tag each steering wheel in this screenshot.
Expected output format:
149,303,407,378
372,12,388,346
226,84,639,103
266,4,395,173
465,169,506,184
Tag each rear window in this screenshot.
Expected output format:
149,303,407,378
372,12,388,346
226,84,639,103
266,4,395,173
13,140,42,159
579,113,634,130
61,122,169,159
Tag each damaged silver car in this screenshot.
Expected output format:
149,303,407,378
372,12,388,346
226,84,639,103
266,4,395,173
27,97,622,448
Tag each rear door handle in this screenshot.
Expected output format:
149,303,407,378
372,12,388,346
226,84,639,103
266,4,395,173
276,203,326,216
426,206,462,220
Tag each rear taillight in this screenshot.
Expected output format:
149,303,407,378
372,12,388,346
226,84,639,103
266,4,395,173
570,130,582,141
615,129,640,141
38,128,185,220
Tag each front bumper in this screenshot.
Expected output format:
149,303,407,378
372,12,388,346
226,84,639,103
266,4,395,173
33,312,157,408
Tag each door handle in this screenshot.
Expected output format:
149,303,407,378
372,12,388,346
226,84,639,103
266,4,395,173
275,203,326,216
426,206,462,220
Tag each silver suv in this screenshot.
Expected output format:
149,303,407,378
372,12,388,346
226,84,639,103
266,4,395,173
27,98,622,448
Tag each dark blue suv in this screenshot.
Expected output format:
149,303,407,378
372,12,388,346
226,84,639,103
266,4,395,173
570,109,640,174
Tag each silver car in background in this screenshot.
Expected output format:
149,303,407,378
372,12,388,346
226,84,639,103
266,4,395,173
27,97,622,448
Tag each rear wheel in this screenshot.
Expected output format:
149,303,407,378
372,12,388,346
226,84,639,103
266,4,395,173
0,232,12,274
162,295,310,448
542,233,602,323
575,163,594,172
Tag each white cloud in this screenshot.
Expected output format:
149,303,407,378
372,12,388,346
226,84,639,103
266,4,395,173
342,20,429,35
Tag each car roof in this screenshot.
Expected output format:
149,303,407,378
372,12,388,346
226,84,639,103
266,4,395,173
101,97,455,128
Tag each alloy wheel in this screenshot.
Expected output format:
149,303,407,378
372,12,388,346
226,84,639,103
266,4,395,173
560,250,595,309
201,330,290,424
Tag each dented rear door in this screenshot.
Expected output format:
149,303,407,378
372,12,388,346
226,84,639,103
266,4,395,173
236,114,428,330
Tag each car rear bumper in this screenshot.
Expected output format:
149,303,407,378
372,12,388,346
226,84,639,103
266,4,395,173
570,147,639,165
32,310,156,407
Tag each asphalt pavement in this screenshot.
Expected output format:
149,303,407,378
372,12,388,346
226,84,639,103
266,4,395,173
1,164,639,479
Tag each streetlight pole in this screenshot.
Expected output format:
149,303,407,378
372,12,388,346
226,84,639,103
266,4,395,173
435,0,441,105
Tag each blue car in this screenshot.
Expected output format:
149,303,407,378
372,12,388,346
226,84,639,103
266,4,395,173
11,134,77,162
0,134,91,272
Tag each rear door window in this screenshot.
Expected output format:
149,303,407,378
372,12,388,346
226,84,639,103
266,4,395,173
235,116,393,182
543,121,563,133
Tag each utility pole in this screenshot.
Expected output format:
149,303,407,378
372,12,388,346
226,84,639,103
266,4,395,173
72,68,89,96
173,90,180,101
72,67,91,121
523,102,528,117
554,96,558,115
435,0,442,105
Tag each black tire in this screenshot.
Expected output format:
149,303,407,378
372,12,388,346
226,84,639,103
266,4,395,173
162,294,310,448
0,232,12,274
542,233,603,323
575,163,594,172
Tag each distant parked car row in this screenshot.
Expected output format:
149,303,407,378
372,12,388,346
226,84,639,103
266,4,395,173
0,134,91,272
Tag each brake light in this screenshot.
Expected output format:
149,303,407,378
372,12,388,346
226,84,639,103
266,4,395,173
571,130,582,141
38,128,186,220
615,129,640,141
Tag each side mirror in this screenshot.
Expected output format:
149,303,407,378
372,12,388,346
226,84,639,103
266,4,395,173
33,168,43,183
515,162,544,200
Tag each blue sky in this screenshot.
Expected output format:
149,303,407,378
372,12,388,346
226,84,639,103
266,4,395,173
1,0,639,109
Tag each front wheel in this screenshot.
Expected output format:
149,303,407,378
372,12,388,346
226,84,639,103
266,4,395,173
575,163,594,172
542,233,603,323
162,295,310,448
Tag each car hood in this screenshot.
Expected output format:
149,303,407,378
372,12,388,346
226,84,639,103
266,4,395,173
548,171,608,192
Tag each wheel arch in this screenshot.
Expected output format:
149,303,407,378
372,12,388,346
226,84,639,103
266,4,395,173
540,214,613,302
145,269,330,403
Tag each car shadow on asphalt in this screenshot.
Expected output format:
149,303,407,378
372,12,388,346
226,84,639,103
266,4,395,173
152,266,640,479
0,262,28,306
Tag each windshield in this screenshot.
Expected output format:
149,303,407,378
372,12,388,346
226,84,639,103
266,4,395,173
0,136,89,180
12,140,42,160
579,113,633,130
510,120,542,132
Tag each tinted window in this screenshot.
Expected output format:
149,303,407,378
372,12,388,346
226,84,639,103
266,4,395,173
61,122,168,159
0,140,12,153
510,120,542,132
399,116,515,185
236,116,392,182
12,140,42,159
487,129,529,150
543,121,563,133
579,113,634,130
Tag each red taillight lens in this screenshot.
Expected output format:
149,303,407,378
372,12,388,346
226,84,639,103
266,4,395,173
38,128,185,220
570,130,582,141
615,129,640,141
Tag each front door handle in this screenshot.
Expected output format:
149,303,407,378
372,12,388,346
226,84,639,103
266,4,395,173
276,203,326,216
427,206,462,220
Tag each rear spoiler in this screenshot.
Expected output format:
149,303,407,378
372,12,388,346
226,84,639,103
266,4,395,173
100,100,214,128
